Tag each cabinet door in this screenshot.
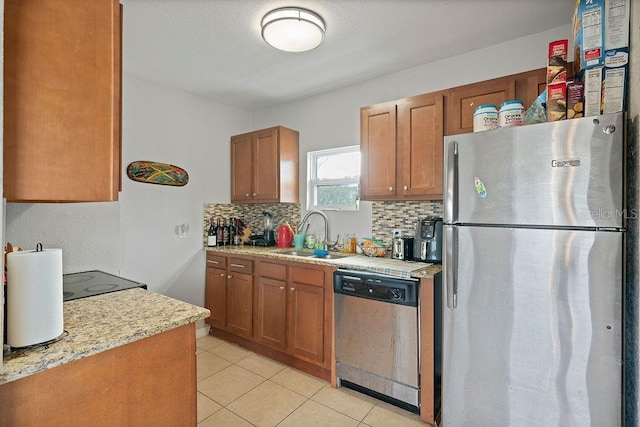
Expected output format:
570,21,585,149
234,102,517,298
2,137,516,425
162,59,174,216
360,102,397,200
448,76,516,135
256,277,287,350
227,272,254,338
287,283,324,364
519,67,547,109
205,267,227,329
252,127,280,202
397,93,444,200
230,133,254,202
4,0,121,202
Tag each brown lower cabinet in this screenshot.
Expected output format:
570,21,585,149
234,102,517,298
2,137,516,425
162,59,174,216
205,252,333,380
0,324,197,425
205,254,254,338
254,261,329,365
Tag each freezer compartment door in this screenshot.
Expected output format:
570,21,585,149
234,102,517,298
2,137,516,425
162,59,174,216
444,113,624,228
442,225,622,426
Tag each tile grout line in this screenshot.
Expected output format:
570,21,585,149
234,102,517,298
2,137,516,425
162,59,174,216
196,337,424,426
199,344,318,427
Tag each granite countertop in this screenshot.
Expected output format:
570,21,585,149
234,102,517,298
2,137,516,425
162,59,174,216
206,246,442,279
1,288,210,385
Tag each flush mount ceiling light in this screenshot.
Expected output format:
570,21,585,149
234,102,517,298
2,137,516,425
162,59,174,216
261,7,326,53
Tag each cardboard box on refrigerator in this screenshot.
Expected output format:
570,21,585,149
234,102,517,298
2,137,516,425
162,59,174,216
572,0,606,75
572,0,630,115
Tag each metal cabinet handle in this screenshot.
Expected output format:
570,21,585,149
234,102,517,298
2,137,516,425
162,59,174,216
388,186,393,191
252,193,257,197
207,260,219,265
290,287,295,292
228,275,232,279
245,193,250,197
219,273,225,277
279,286,285,290
403,185,408,191
230,263,246,268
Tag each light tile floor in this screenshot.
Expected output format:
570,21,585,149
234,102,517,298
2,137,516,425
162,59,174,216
196,335,427,426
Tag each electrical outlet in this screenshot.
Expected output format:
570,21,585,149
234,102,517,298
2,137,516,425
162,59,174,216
393,229,402,238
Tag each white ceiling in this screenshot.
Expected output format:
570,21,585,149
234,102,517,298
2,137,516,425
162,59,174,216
122,0,575,111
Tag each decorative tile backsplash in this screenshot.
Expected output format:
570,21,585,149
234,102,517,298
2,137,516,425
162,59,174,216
202,203,301,242
202,200,443,244
371,201,443,241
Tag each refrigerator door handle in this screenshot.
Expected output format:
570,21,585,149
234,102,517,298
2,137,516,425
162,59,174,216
444,225,457,309
444,140,458,223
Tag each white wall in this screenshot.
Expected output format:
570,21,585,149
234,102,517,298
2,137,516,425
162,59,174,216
250,26,571,240
119,75,249,305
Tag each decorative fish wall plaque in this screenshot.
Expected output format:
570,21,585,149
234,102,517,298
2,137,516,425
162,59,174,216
126,161,189,187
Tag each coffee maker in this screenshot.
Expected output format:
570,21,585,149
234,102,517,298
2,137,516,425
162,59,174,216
414,216,443,263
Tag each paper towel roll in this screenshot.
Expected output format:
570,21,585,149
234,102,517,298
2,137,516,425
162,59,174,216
7,247,64,348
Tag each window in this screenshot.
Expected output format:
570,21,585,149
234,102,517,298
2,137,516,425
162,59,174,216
308,146,360,211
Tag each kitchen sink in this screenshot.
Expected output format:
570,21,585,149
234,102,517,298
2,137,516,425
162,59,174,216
280,250,315,257
279,250,347,260
317,253,347,260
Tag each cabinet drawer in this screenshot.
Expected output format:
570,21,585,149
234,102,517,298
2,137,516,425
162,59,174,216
206,254,227,268
229,258,254,274
291,266,325,287
259,262,287,280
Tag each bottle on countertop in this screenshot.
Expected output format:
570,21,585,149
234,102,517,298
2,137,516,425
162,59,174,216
343,233,351,253
207,218,217,247
222,218,230,246
349,234,357,253
229,217,237,245
216,218,223,246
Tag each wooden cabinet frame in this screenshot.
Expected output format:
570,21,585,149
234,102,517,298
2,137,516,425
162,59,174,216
204,253,254,338
230,126,299,204
206,253,334,381
4,0,122,202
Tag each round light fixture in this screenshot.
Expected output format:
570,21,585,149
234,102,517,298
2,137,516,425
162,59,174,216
261,7,325,53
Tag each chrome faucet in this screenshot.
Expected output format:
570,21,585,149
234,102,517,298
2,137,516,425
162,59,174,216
299,210,332,250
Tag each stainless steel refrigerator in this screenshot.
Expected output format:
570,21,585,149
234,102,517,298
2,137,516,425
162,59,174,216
442,113,624,426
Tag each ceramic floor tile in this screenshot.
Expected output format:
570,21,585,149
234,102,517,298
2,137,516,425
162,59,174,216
196,350,232,381
278,400,360,427
270,367,327,398
236,353,287,378
208,341,254,363
196,334,226,350
311,384,376,421
197,364,265,406
227,380,306,427
197,392,222,423
198,408,253,427
361,402,424,427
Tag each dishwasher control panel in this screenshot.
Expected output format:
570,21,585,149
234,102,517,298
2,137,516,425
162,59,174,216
333,269,418,306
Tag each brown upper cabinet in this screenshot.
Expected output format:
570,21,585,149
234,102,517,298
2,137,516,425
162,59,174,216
360,93,444,201
447,67,550,135
447,76,516,135
230,126,299,204
360,67,551,201
4,0,122,202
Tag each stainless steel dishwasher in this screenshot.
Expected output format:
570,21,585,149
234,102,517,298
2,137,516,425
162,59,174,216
334,269,420,413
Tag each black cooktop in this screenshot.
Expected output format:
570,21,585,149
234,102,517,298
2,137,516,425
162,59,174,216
63,270,147,301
